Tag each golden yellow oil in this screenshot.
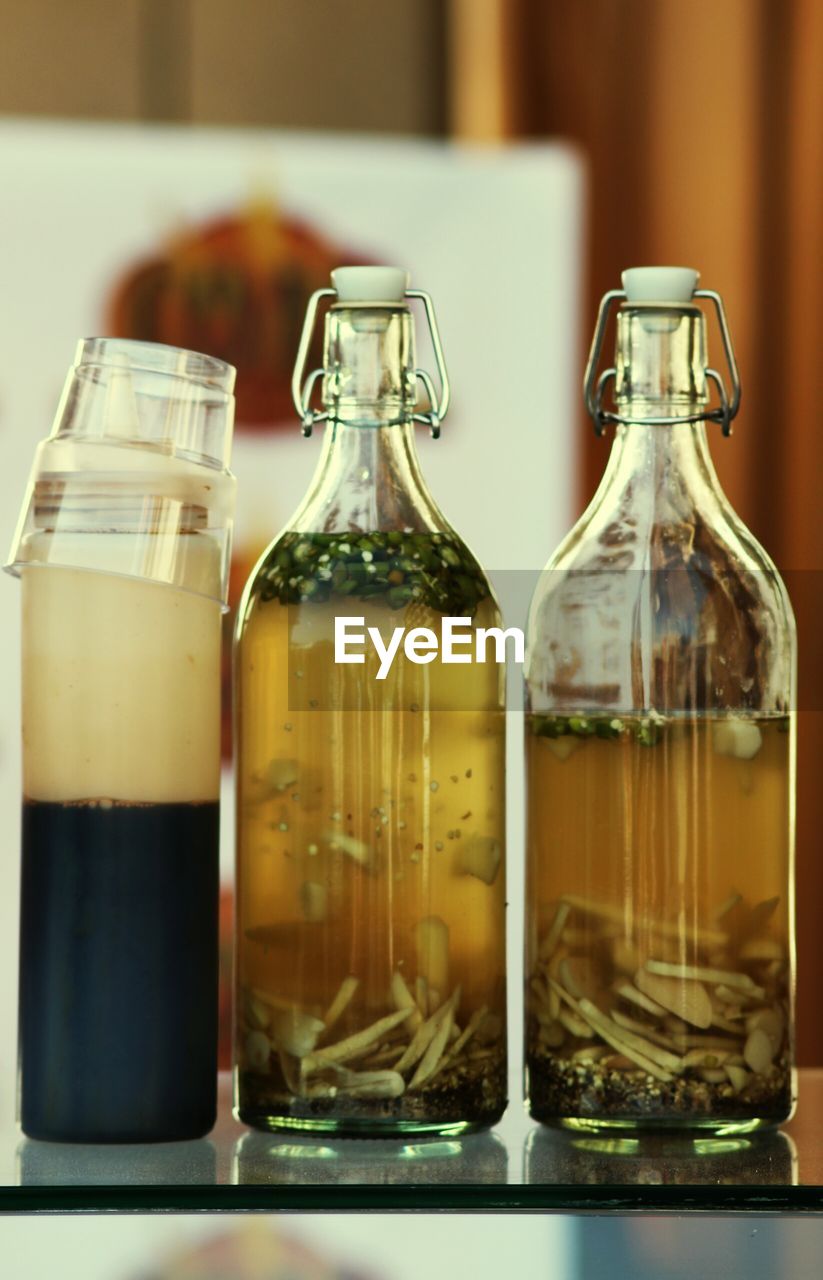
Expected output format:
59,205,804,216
525,714,793,1131
235,536,507,1134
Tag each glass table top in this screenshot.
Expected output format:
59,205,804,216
2,1071,823,1213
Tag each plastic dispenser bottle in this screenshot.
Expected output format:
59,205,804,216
7,339,236,1141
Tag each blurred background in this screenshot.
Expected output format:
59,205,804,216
5,1210,823,1280
0,2,820,1272
2,0,818,1046
0,1215,568,1280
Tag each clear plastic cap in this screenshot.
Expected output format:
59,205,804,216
6,339,237,606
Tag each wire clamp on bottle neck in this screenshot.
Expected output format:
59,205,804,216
291,280,451,438
583,287,741,438
405,288,450,437
292,288,335,438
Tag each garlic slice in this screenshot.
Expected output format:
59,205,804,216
713,719,763,760
457,834,502,885
635,968,713,1029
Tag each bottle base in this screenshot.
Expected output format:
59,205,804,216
526,1054,794,1137
235,1061,508,1140
19,1114,217,1145
528,1109,787,1137
236,1105,505,1140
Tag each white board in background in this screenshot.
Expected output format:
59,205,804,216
0,120,583,570
0,120,585,1110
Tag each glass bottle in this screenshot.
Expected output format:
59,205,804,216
7,339,236,1141
524,268,795,1132
235,267,507,1135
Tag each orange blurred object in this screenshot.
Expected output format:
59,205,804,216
138,1218,380,1279
106,198,370,428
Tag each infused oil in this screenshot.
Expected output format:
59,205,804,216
235,270,507,1135
526,713,792,1127
525,268,796,1132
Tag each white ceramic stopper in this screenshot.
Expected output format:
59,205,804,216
622,267,699,304
331,266,409,304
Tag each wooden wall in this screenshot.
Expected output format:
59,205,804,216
0,0,446,133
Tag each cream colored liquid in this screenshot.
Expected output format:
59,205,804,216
22,563,221,804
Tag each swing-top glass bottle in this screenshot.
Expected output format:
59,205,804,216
235,267,507,1135
525,267,795,1133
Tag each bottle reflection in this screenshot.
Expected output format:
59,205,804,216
233,1128,508,1186
525,1126,797,1187
17,1137,216,1187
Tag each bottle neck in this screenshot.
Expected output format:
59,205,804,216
598,306,726,521
615,306,708,417
323,306,416,426
290,306,444,534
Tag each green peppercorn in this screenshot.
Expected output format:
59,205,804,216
455,573,479,600
387,584,414,609
257,529,491,615
293,540,317,564
532,715,570,739
595,717,625,740
636,718,663,747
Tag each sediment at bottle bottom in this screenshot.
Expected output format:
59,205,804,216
237,1055,507,1135
19,798,219,1142
527,1052,792,1130
236,977,507,1134
525,875,792,1132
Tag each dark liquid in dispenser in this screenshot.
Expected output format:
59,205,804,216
19,798,219,1142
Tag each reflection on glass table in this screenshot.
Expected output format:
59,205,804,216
526,1127,798,1189
4,1071,823,1211
17,1138,217,1187
234,1129,508,1187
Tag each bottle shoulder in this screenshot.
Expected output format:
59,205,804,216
526,489,795,716
286,420,455,541
534,487,794,622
